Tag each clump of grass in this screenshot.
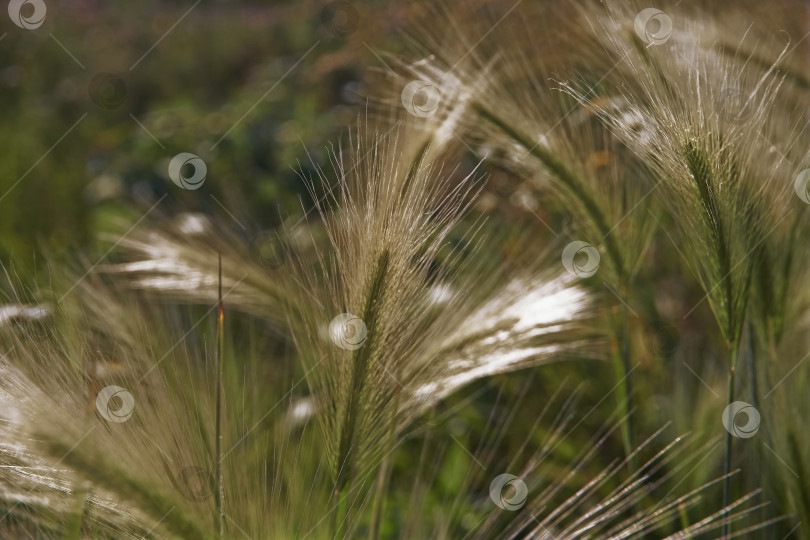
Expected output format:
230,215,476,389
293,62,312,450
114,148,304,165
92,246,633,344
4,1,810,538
0,284,769,538
560,1,807,534
374,2,667,465
274,124,603,532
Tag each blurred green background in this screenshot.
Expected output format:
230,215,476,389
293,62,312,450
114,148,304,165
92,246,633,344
0,0,418,275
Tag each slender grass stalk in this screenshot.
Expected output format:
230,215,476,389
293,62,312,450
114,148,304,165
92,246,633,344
722,342,740,539
370,386,400,540
214,253,224,539
621,288,633,455
334,487,350,539
63,486,85,540
609,280,634,465
787,433,810,532
744,316,766,540
746,318,758,411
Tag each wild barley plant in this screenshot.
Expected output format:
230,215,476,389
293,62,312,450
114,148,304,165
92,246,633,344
0,273,762,538
1,115,765,537
113,123,607,535
559,4,810,531
574,7,810,528
379,2,662,463
379,0,810,535
3,0,810,538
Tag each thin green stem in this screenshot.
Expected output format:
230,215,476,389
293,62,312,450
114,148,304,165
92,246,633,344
746,317,758,411
331,489,340,539
214,253,224,539
607,283,634,467
787,433,810,533
333,488,350,539
64,477,87,539
617,284,635,464
745,316,765,540
369,388,400,540
722,342,740,539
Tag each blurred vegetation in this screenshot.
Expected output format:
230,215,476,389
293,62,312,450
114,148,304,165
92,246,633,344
0,0,409,274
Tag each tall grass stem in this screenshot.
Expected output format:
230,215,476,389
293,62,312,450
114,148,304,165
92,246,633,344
215,253,224,538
